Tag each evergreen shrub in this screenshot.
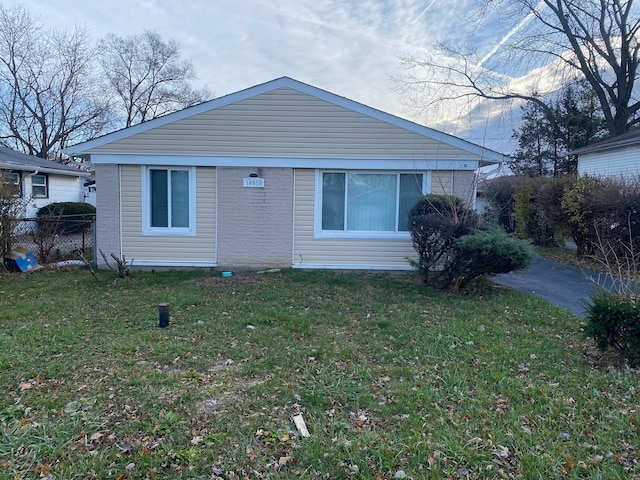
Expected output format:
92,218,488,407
36,202,96,234
584,292,640,366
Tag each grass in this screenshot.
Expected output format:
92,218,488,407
0,267,638,479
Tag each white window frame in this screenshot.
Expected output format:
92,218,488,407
314,170,430,239
31,173,48,198
141,166,196,236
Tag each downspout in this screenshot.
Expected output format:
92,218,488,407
474,162,505,210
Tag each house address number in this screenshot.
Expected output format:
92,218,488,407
243,177,265,188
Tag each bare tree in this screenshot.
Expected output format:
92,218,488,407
98,30,210,128
0,5,110,159
399,0,640,137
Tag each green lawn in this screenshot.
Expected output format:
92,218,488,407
0,268,637,479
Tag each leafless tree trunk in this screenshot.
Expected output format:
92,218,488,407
399,0,640,137
0,5,111,159
98,30,211,128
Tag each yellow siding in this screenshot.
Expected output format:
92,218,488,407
293,169,418,268
452,170,476,205
121,165,216,263
431,171,453,195
89,88,482,161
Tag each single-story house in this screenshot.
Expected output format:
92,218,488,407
62,77,506,270
0,146,92,217
573,129,640,178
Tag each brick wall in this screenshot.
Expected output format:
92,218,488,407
95,164,121,266
216,167,294,268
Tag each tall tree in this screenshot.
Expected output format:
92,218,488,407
510,83,605,175
98,31,210,128
400,0,640,137
0,5,109,159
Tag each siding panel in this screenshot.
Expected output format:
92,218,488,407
431,171,453,195
89,88,484,161
26,175,83,217
578,147,640,177
120,165,216,265
452,171,476,205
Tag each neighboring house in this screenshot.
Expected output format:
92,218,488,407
573,130,640,178
0,146,91,217
62,77,505,270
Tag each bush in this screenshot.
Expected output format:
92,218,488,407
407,194,477,284
561,176,607,256
36,202,96,234
514,176,574,247
483,176,529,233
584,292,640,366
446,228,533,290
562,176,640,258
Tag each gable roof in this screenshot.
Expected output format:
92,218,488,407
63,77,505,166
0,146,90,177
571,129,640,155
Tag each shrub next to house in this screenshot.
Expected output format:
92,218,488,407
408,194,531,290
36,202,96,234
407,194,477,284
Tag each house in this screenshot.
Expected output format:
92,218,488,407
573,129,640,178
0,146,92,217
62,77,506,270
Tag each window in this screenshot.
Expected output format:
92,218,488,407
31,174,47,198
143,167,195,235
318,171,425,237
7,172,19,186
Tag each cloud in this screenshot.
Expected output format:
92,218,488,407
23,0,539,152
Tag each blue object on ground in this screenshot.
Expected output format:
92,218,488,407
4,247,40,272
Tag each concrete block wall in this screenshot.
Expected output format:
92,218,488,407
216,167,294,268
95,164,121,266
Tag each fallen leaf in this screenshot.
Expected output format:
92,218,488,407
19,382,32,391
565,455,575,469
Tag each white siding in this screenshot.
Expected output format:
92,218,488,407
120,165,216,265
87,88,484,161
293,169,418,269
25,174,83,217
578,146,640,177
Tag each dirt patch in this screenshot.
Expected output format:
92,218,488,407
582,346,636,371
198,374,269,417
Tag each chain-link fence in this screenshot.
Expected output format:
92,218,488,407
9,215,95,265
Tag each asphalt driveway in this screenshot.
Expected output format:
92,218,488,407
492,255,609,317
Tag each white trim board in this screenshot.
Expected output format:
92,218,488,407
88,154,479,171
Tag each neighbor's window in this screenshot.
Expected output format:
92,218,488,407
320,172,424,235
6,172,21,196
144,167,195,235
31,174,48,198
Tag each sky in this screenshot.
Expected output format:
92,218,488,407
23,0,551,154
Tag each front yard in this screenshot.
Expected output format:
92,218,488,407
0,268,637,479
